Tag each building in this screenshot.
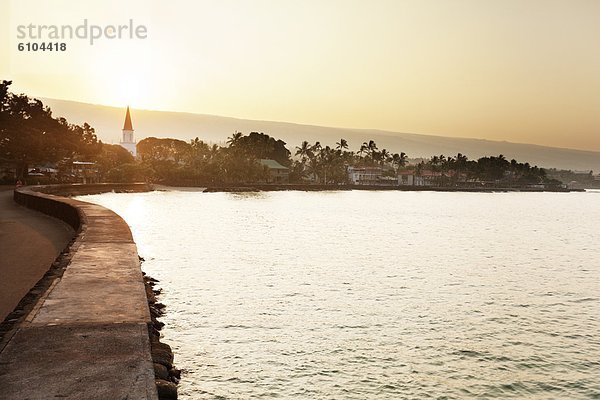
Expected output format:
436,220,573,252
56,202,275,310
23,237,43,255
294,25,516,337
119,106,137,157
397,170,441,186
259,159,289,183
71,161,99,184
347,166,384,185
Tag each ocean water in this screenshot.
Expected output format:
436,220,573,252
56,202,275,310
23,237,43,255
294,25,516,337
79,190,600,399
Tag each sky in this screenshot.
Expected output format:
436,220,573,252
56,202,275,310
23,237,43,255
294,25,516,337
2,0,600,151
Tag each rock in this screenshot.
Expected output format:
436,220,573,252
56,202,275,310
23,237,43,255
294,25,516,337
145,286,156,303
152,342,172,354
149,327,161,339
154,363,169,380
152,349,174,369
152,318,165,331
155,379,178,400
169,368,181,380
150,307,164,318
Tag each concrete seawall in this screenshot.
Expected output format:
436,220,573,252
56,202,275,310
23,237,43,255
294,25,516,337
0,183,158,399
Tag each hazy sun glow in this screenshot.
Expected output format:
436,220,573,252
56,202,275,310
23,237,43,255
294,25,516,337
2,0,600,151
88,45,165,109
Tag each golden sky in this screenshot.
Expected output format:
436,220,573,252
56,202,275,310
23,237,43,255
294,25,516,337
2,0,600,151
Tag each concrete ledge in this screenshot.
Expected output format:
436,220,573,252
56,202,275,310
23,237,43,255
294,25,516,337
1,184,158,399
0,324,157,400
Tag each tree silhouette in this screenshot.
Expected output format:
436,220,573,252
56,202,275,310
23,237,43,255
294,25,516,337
0,80,101,180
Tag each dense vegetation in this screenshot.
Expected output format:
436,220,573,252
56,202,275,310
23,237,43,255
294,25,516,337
0,80,136,183
1,81,564,187
0,80,103,179
129,132,291,185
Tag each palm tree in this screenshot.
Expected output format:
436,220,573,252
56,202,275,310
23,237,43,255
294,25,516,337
430,155,440,170
306,155,320,183
367,140,378,161
359,140,378,164
335,138,349,151
415,161,425,186
454,153,468,185
226,131,243,147
358,143,368,159
380,149,391,167
312,141,322,154
209,143,220,160
295,141,312,162
391,152,408,171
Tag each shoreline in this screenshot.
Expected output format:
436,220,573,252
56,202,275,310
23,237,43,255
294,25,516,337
192,183,583,193
0,183,178,400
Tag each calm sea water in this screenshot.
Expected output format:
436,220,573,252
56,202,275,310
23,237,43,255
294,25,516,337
79,190,600,399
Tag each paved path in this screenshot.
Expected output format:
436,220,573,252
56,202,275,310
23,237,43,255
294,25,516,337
0,187,74,321
0,187,158,399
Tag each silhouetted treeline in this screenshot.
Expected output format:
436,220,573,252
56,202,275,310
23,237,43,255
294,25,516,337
0,80,104,180
0,80,137,183
124,132,291,184
412,153,557,187
1,81,559,187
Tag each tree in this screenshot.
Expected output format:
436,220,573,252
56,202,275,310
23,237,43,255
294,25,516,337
137,137,191,182
335,138,348,151
453,153,468,184
0,80,101,180
94,144,135,181
391,152,408,171
226,131,243,147
295,141,313,162
379,148,391,167
358,140,378,165
233,132,291,167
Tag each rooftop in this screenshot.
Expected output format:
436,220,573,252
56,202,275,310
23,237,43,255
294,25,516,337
259,159,288,170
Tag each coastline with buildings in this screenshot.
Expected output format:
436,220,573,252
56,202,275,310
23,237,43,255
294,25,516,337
0,88,594,398
0,81,594,399
3,1,600,397
2,81,598,191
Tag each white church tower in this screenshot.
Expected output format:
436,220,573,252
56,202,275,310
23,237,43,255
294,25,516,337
119,106,137,157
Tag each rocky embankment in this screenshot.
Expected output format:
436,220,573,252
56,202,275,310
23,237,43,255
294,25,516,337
142,268,181,400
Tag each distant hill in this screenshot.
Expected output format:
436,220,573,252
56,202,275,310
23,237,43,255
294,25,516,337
42,97,600,172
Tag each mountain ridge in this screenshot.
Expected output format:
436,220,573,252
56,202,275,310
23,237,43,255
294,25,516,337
40,97,600,172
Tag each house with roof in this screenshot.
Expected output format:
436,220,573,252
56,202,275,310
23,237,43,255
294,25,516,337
259,159,289,183
70,161,99,184
348,166,394,185
397,170,441,186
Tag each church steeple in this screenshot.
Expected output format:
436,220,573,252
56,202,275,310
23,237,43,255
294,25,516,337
123,106,134,131
119,106,137,157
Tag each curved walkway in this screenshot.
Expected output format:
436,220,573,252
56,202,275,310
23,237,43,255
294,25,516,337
0,187,74,321
0,184,158,400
